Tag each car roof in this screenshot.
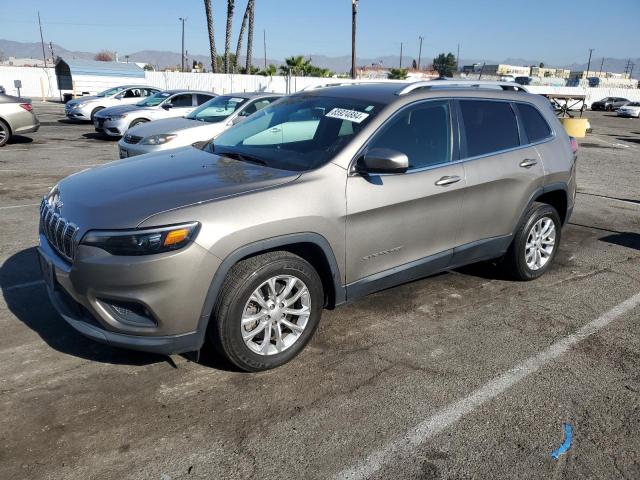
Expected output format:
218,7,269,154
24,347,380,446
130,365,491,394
162,89,216,95
294,80,533,106
222,91,283,99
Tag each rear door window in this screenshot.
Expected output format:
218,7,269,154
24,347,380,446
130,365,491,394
459,100,520,157
196,94,214,105
170,94,194,107
517,103,551,143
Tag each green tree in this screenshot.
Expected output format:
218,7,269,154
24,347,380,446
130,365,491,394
143,64,154,71
388,68,408,80
239,65,260,74
94,51,114,62
279,56,311,76
245,0,255,72
258,64,278,76
539,62,545,68
432,52,457,77
305,65,333,77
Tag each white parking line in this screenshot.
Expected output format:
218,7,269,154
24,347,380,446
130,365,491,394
3,280,44,291
0,203,39,210
335,292,640,480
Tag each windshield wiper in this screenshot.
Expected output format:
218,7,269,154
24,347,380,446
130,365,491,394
219,151,268,166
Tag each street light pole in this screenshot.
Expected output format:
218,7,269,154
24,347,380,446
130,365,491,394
417,36,423,70
585,48,594,77
351,0,358,79
38,12,48,69
179,17,187,72
399,42,403,68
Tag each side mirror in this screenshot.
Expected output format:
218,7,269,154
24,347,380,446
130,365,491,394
115,94,124,100
357,148,408,174
162,103,173,110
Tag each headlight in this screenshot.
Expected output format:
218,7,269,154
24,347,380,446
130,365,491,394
140,134,177,145
81,222,199,256
76,103,88,108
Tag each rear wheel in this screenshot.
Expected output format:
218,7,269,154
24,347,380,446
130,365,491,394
0,119,10,147
210,251,324,371
501,203,561,281
129,118,148,129
90,107,104,122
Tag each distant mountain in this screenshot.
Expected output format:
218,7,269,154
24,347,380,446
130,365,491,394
1,39,637,77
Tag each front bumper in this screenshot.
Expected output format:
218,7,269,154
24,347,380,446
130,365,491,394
65,104,92,120
94,117,129,137
38,233,220,355
117,140,178,158
617,112,639,118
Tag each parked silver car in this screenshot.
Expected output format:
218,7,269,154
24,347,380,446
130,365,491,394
64,85,160,122
95,90,215,138
0,94,40,147
38,81,577,371
118,92,281,158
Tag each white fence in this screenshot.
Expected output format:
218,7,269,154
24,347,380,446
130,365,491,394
1,66,639,107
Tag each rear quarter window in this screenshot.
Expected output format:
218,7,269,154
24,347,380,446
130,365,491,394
459,100,520,157
517,103,552,143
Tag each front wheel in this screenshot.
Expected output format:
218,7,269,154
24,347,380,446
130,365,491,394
0,119,10,147
210,251,324,371
90,107,104,122
501,203,561,281
129,118,148,129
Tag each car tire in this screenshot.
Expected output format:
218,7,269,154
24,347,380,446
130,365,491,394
0,119,10,147
90,107,104,122
129,118,148,129
209,251,324,372
501,202,562,281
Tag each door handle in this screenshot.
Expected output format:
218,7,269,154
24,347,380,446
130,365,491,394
520,158,538,168
435,175,461,186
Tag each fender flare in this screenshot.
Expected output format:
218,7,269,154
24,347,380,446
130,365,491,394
193,233,345,348
516,182,570,233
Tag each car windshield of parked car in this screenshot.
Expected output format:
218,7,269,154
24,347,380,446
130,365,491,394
136,92,171,107
626,102,640,107
97,86,127,98
209,95,382,171
187,96,247,123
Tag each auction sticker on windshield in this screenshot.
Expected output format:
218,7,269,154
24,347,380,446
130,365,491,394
326,108,370,123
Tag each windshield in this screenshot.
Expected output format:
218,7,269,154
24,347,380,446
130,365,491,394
136,91,171,107
208,95,382,171
187,95,246,123
97,86,127,98
627,102,640,107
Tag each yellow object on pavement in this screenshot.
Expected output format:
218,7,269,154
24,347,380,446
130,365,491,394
560,118,590,138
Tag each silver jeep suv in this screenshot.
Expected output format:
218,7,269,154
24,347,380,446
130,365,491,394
38,81,577,371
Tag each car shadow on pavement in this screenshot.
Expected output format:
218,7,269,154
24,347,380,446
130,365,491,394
82,132,119,141
600,232,640,251
7,135,34,145
0,247,165,366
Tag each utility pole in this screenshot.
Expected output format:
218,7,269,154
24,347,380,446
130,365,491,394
456,43,460,72
351,0,358,79
48,42,55,61
263,29,267,69
599,57,605,76
630,63,635,78
38,12,48,68
417,36,423,70
585,48,594,77
179,17,187,72
399,42,403,68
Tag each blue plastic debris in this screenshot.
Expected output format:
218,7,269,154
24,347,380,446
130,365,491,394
551,423,573,460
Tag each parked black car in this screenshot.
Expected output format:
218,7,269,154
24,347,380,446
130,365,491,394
591,97,629,111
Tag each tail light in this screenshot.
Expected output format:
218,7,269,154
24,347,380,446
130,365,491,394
569,136,578,154
19,103,33,112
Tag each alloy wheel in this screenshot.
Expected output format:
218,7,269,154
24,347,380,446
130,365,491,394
241,275,311,355
525,217,556,271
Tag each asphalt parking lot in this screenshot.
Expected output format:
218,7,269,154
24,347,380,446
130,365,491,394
1,103,639,479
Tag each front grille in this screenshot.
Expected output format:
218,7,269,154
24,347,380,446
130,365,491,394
124,134,142,144
40,199,79,262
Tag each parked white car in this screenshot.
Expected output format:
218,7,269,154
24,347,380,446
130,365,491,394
94,90,215,137
64,85,160,122
616,102,640,118
117,92,280,157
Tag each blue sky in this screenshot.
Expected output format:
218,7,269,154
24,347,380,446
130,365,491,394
1,0,638,65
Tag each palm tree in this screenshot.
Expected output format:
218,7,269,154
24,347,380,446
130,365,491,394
204,0,218,73
245,0,255,72
234,1,250,72
279,56,310,76
224,0,235,73
258,64,277,77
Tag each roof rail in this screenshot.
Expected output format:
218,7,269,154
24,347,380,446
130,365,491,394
396,80,529,95
300,80,386,91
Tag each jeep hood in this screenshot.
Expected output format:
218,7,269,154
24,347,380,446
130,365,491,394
54,147,300,230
